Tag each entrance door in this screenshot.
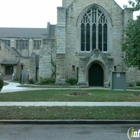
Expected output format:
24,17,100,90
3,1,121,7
5,66,13,75
89,63,103,86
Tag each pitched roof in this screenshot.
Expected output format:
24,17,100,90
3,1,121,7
1,41,22,57
0,28,48,38
0,59,19,65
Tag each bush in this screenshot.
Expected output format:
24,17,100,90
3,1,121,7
0,78,4,92
39,78,55,85
28,78,35,84
136,81,140,86
128,83,134,87
66,78,77,85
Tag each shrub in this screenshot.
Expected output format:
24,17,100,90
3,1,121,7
28,78,35,84
66,78,77,85
128,83,134,87
0,78,4,92
136,81,140,86
39,78,55,85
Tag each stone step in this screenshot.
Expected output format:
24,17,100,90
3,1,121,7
3,75,12,80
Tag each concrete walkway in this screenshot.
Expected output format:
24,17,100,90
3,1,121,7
0,102,140,107
1,81,45,93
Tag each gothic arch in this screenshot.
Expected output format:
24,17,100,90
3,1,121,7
87,60,105,87
76,4,113,53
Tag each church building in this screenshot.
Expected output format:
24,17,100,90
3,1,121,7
0,0,140,87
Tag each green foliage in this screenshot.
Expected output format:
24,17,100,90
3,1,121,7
128,83,134,87
136,81,140,86
39,78,55,85
122,0,140,68
0,78,4,91
124,0,140,11
128,0,140,11
66,78,77,85
122,15,140,69
28,79,35,84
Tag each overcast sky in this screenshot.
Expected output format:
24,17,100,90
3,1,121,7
0,0,139,28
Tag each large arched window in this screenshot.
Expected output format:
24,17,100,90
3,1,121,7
81,7,108,52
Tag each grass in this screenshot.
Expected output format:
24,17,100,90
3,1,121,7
4,82,9,86
0,106,139,120
0,89,140,102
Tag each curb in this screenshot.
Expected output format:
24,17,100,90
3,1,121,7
0,120,140,125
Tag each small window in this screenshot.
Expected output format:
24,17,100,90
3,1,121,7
16,40,29,50
72,65,75,72
114,66,116,71
2,40,10,46
21,64,23,70
34,40,41,49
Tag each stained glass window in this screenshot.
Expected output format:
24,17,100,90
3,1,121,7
81,23,85,51
81,7,108,52
86,24,90,51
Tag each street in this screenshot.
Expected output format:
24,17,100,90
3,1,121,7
0,124,140,140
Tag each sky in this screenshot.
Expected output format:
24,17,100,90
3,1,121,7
0,0,139,28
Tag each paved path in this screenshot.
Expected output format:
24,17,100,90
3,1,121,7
0,102,140,107
1,81,46,93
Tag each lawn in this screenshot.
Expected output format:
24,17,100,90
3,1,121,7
4,82,9,86
0,89,140,102
0,106,139,120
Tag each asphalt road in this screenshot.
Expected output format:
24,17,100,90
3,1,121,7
0,124,139,140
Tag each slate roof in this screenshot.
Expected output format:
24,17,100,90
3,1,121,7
0,59,19,65
0,27,51,38
0,22,56,39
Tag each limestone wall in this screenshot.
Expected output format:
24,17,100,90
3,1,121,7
0,40,37,80
63,0,124,80
0,38,42,57
63,0,74,7
0,41,16,61
39,39,56,79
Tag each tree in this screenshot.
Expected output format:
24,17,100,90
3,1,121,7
122,0,140,68
124,0,140,11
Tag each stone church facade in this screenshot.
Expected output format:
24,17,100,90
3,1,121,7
40,0,140,87
0,0,140,86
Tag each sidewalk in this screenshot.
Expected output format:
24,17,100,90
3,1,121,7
1,81,140,124
0,102,140,107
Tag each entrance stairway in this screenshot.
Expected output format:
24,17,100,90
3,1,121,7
3,75,12,81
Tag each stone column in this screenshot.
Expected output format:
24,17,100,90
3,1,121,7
39,39,53,79
77,58,88,86
29,39,33,56
56,7,66,84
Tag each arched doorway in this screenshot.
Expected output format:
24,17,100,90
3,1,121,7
88,63,103,86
